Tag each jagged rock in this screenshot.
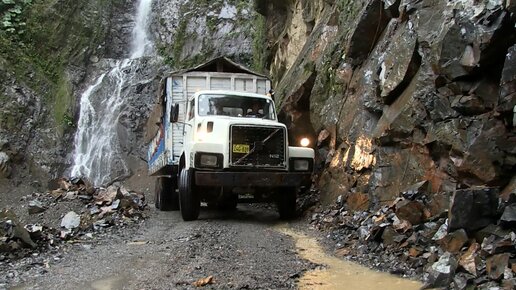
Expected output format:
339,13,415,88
426,252,458,288
60,211,81,230
0,209,36,249
439,229,468,253
486,253,510,280
346,192,370,211
500,204,516,229
500,176,516,202
452,272,472,290
94,186,118,205
451,95,487,115
427,192,451,219
401,181,428,200
28,200,46,215
448,188,499,232
0,152,11,178
381,226,405,246
345,0,391,65
432,222,448,241
498,45,516,112
395,200,425,225
24,224,43,241
481,235,515,255
379,22,420,104
459,243,480,276
475,224,511,243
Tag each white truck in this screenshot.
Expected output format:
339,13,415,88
146,58,314,221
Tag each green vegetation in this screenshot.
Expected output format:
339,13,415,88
0,0,32,36
0,0,114,135
251,12,267,73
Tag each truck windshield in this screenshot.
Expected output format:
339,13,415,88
198,94,276,120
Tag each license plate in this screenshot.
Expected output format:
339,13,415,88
232,144,250,154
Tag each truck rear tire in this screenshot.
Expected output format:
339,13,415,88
179,168,200,221
155,177,179,211
277,187,297,220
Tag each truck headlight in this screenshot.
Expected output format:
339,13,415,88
300,137,310,147
195,153,223,169
290,158,313,172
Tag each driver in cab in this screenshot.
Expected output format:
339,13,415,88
246,101,263,118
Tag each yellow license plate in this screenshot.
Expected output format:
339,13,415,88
232,144,250,154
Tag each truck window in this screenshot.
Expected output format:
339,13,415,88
188,99,195,121
198,94,276,120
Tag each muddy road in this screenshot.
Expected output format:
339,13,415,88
2,173,422,290
6,205,421,290
10,205,307,289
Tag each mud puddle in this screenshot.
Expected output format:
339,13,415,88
278,227,422,290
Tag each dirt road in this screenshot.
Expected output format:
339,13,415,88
2,171,422,290
11,205,311,289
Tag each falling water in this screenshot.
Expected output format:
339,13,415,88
131,0,154,59
70,0,154,186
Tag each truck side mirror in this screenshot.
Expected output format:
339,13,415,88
170,103,179,123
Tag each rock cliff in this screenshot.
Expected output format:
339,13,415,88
0,0,261,188
257,0,516,206
0,0,133,187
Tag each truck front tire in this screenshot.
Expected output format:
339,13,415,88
155,177,179,211
277,187,297,220
179,168,200,221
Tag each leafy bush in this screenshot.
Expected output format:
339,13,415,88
1,0,32,36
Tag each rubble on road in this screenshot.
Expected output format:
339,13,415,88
309,185,516,289
0,178,147,261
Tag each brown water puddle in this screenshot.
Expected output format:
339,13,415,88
278,228,422,290
87,275,126,290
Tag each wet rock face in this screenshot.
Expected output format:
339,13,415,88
261,0,516,204
0,0,136,186
151,0,256,68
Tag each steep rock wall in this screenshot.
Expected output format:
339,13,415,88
152,0,263,70
0,0,133,187
1,0,263,188
259,0,516,205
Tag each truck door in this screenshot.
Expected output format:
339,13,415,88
183,97,196,167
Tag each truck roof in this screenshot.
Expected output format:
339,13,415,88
192,90,273,100
166,57,269,79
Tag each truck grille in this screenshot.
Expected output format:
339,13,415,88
230,125,286,168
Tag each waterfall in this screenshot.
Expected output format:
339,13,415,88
131,0,154,59
70,0,154,186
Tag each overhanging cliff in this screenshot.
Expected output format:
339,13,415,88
258,0,516,205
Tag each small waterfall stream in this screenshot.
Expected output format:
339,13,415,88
70,0,154,186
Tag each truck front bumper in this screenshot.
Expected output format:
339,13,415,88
195,171,312,187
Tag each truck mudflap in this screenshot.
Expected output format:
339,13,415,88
194,171,311,187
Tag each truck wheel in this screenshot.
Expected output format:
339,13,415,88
155,177,179,211
178,168,200,221
277,187,297,220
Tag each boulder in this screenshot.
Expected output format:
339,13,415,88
439,229,468,254
345,0,391,65
61,211,81,230
500,204,516,229
28,200,47,215
498,45,516,112
486,253,510,280
0,209,36,248
395,200,425,225
378,22,420,104
426,252,458,288
448,188,499,232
